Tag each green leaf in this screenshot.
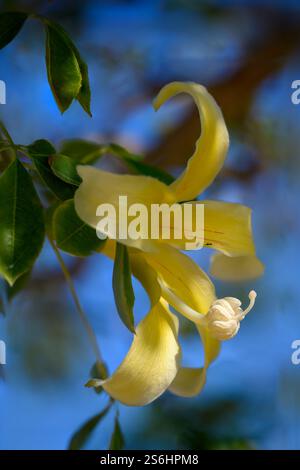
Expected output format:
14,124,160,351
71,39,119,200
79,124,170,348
103,143,174,185
33,155,75,200
6,269,31,301
0,160,45,286
68,404,111,450
89,360,108,395
45,22,82,113
0,278,7,315
0,12,28,49
112,243,135,333
0,269,31,313
27,140,75,201
122,157,175,185
60,140,174,184
75,54,91,117
107,143,143,162
90,361,108,379
109,415,125,450
60,139,106,164
49,21,91,116
27,139,56,156
50,154,82,186
53,199,106,257
44,202,61,240
43,19,91,115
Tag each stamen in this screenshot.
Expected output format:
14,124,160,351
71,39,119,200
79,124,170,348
240,290,257,319
160,283,204,323
204,290,257,341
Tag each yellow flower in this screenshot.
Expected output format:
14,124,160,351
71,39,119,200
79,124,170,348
75,82,264,406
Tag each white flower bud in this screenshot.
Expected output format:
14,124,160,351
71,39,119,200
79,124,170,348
204,290,257,341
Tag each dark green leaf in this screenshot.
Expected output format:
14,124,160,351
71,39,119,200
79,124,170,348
32,156,75,200
108,143,143,161
0,278,6,315
61,140,142,164
28,140,75,200
43,19,91,115
75,54,91,116
112,243,135,333
0,12,28,49
105,143,174,184
109,416,125,450
0,160,45,286
0,269,31,312
6,269,31,301
49,21,91,115
60,139,105,164
60,140,173,184
90,361,108,380
45,22,82,113
68,404,111,450
27,139,56,156
53,199,105,257
89,360,108,395
122,157,175,185
50,154,82,186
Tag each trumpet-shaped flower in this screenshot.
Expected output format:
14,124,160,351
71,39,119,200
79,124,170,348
75,82,264,406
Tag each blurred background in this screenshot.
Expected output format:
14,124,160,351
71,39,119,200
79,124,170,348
0,0,300,450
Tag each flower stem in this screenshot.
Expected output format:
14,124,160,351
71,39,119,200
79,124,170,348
48,236,103,364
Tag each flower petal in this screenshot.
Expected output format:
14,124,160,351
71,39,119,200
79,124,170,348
154,82,229,202
202,200,256,256
161,200,256,255
169,324,220,397
169,367,206,397
210,253,265,281
143,243,215,319
96,239,181,406
100,300,180,406
74,166,174,250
